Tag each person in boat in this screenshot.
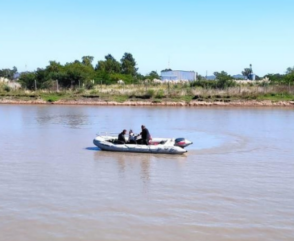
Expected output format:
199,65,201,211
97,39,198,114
128,129,137,144
118,129,127,144
136,125,151,145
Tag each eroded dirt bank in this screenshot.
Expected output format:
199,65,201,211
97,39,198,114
1,99,294,107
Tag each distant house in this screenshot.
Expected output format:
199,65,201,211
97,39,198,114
161,70,196,81
13,72,20,80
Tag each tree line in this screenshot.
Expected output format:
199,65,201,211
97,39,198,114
18,53,147,90
0,53,160,90
1,54,293,90
0,67,18,80
195,67,294,89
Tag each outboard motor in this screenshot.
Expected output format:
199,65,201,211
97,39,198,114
174,138,193,148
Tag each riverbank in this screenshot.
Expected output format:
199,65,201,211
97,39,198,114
1,84,294,107
1,98,294,107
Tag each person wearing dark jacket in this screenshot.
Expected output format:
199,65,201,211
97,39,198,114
137,125,150,145
118,129,127,144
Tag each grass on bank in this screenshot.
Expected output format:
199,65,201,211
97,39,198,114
40,93,62,102
1,83,294,103
256,93,294,101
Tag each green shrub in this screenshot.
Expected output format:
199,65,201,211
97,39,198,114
4,85,11,92
40,94,60,102
190,79,236,89
90,89,99,95
155,89,165,98
75,88,85,94
113,95,128,102
41,80,54,89
216,79,236,89
185,88,194,96
190,80,216,89
84,80,94,90
146,89,155,97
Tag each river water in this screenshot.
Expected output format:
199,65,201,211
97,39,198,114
0,105,293,241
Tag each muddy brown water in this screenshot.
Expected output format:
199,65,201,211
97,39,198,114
0,105,294,241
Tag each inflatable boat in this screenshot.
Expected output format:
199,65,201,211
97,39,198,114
93,135,193,154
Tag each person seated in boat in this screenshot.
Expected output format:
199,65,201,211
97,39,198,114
136,125,151,145
128,129,137,144
117,129,127,144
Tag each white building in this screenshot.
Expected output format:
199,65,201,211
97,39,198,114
161,70,196,81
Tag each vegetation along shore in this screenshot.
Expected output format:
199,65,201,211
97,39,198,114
1,54,294,107
1,84,294,107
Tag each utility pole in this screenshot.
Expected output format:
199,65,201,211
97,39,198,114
34,79,37,91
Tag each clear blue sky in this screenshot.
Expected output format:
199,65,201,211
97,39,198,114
1,0,293,76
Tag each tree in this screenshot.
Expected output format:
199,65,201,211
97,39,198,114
105,54,121,73
121,53,137,76
0,67,18,79
242,68,252,79
46,61,62,72
285,67,294,84
285,73,294,84
145,71,160,80
286,66,294,74
255,75,262,81
196,74,204,80
136,73,145,80
12,66,18,73
82,56,94,67
96,54,121,73
35,68,49,88
213,71,232,81
161,68,172,72
264,67,294,84
62,61,95,88
19,72,37,90
264,73,284,83
45,61,64,88
213,71,235,89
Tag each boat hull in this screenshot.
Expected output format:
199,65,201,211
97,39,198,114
93,136,188,154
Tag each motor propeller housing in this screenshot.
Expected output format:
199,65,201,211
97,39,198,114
174,138,193,148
